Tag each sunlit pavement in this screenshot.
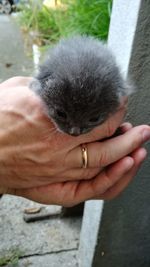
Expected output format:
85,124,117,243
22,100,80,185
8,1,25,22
0,14,34,82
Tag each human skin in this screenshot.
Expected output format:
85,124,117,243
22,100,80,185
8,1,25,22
0,77,149,206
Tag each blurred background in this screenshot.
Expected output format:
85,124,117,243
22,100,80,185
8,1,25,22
0,0,112,80
1,0,112,42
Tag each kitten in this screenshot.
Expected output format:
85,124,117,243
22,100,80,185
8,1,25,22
30,35,132,136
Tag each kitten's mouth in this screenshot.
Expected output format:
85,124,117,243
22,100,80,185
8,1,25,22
68,127,92,136
54,125,82,136
60,127,89,136
55,123,91,136
69,132,81,136
69,127,82,136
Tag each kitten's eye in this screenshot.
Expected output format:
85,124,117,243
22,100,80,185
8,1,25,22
89,116,100,123
56,110,67,119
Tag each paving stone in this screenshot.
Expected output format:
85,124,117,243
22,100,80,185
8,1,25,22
18,251,78,267
0,195,81,258
0,14,33,82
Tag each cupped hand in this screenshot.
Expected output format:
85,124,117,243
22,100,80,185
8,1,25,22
14,146,147,206
0,77,149,206
0,76,126,189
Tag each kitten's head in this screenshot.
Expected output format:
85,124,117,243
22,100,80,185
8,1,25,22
31,36,130,136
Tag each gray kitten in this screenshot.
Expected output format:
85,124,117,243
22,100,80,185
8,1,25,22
30,35,131,136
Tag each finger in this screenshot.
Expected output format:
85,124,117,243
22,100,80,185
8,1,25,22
69,156,135,205
18,167,101,186
119,95,128,108
60,167,102,181
14,156,134,206
98,147,147,200
74,107,126,145
58,107,127,150
66,125,150,168
120,122,133,133
101,122,133,140
0,76,32,87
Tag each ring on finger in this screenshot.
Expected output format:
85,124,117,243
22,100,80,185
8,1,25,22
81,144,88,168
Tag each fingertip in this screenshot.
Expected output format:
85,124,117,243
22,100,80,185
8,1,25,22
106,156,134,184
138,147,147,159
132,147,147,162
120,122,133,132
122,156,134,171
142,129,150,142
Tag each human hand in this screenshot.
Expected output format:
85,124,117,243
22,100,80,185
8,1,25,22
11,125,148,206
0,77,149,206
0,76,126,189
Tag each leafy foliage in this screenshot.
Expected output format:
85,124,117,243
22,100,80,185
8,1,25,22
18,0,112,44
61,0,112,39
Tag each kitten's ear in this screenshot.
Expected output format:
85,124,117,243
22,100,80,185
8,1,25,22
117,79,135,109
119,79,135,98
118,95,128,110
37,61,53,81
124,79,135,96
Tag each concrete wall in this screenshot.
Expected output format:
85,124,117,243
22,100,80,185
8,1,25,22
79,1,150,266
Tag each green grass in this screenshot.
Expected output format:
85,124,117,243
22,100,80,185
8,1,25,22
18,0,112,45
18,2,62,43
0,249,22,266
60,0,112,40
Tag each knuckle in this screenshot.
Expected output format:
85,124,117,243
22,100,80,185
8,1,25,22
79,169,89,180
78,168,94,180
97,148,109,167
102,170,114,190
105,120,116,138
129,133,141,152
134,134,142,148
85,169,95,179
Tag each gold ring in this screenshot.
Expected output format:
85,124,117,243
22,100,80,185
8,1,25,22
81,144,88,168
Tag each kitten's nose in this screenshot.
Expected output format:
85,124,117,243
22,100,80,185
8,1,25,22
69,127,81,136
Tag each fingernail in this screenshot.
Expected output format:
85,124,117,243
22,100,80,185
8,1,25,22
138,147,147,160
125,157,134,170
142,130,150,142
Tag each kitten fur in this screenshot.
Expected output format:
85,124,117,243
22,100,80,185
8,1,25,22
30,35,132,136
